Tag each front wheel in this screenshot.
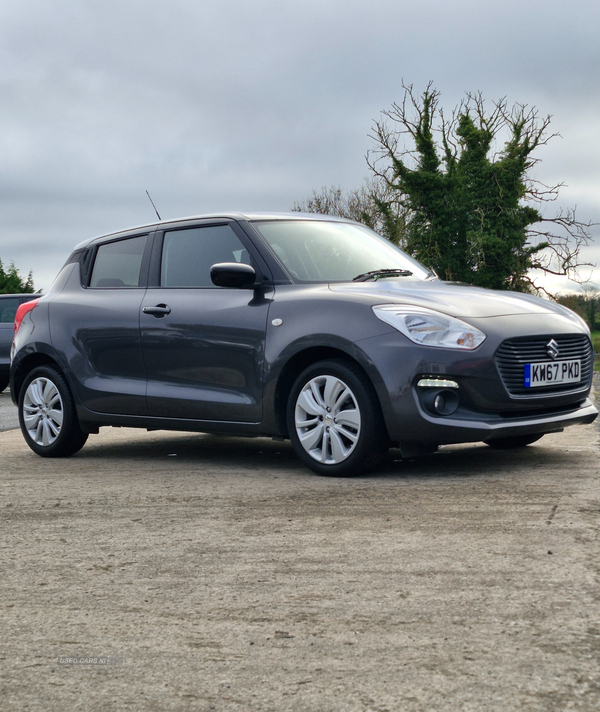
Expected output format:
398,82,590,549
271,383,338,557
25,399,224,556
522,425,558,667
18,366,88,457
287,359,388,476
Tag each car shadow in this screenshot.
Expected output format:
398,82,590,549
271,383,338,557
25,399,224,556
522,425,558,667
72,428,580,482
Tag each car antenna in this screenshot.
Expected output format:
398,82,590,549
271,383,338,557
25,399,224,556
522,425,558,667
145,190,162,221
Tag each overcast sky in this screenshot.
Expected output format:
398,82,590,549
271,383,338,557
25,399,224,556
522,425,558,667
1,0,599,291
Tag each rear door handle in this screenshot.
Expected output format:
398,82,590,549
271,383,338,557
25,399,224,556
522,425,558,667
143,304,171,317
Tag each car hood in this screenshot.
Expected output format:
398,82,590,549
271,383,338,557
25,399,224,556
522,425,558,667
328,280,576,320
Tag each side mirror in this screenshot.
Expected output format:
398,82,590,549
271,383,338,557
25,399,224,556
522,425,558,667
210,262,258,289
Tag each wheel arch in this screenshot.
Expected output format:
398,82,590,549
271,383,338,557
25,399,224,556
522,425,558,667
16,358,89,456
11,351,68,405
272,345,392,441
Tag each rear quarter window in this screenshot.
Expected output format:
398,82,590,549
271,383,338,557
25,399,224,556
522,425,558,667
90,235,148,288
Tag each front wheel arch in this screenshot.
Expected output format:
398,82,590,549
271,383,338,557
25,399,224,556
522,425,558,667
273,346,391,440
286,358,388,476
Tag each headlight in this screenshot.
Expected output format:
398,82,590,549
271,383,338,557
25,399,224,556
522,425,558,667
372,304,486,350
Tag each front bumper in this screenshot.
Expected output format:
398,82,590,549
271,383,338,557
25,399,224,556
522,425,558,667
410,396,597,445
356,322,598,446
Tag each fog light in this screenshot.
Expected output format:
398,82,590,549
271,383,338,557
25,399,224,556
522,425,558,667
421,388,459,416
436,390,458,414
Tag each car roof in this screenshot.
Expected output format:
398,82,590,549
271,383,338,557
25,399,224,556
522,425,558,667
73,212,355,250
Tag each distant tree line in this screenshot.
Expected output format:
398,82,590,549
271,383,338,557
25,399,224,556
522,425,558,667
555,290,600,332
0,259,35,294
294,83,595,295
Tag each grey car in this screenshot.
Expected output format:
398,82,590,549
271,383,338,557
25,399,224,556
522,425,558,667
0,294,38,393
10,213,598,476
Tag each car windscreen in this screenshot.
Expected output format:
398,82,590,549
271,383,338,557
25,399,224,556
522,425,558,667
251,220,430,282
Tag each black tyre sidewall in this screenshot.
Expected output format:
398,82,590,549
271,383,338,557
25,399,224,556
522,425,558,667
18,366,88,457
287,359,388,477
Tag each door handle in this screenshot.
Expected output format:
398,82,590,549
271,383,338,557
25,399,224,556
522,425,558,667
143,304,171,317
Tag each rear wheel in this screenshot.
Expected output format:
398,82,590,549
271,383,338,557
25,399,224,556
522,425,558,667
18,366,88,457
486,434,544,450
287,359,388,476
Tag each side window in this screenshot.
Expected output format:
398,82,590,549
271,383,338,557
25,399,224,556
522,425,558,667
90,235,148,288
0,298,19,324
161,225,251,288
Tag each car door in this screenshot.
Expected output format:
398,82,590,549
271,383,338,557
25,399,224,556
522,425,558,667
140,221,272,422
49,232,152,415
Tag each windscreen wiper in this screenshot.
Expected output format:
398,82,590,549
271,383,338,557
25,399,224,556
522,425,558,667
352,268,413,282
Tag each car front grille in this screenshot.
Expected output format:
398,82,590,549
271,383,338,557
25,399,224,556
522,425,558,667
495,334,593,396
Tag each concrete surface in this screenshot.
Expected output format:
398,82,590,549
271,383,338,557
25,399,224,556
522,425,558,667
0,390,18,432
1,395,599,710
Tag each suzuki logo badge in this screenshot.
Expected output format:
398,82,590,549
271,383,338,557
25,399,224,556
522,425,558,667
546,339,560,360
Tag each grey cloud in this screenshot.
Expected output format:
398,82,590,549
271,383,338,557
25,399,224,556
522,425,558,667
1,0,599,290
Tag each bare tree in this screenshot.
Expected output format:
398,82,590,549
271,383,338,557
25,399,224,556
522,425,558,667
292,179,409,246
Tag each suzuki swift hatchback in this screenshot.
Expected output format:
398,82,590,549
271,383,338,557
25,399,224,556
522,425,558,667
10,213,597,476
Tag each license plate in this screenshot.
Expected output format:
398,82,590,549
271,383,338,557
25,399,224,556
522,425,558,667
524,360,581,388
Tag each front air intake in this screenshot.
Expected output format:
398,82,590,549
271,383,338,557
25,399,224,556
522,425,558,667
495,334,593,396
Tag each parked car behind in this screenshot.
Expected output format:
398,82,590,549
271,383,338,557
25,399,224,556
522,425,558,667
0,293,39,393
9,213,598,476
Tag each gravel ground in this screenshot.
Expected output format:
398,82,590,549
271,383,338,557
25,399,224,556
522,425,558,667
0,389,18,432
0,384,599,711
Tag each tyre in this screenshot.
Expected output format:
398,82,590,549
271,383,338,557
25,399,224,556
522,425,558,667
486,433,544,450
18,366,88,457
287,359,388,476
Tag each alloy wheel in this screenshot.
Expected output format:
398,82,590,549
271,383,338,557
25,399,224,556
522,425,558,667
22,377,64,447
294,374,362,464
